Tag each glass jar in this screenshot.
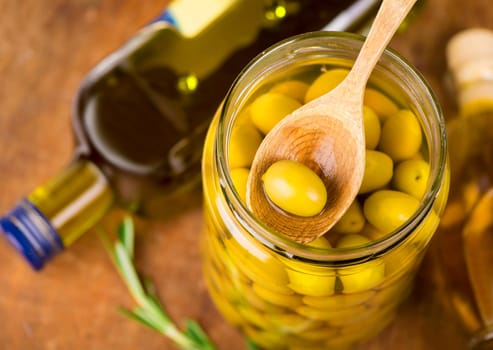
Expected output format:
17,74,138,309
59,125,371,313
432,28,493,350
201,31,449,349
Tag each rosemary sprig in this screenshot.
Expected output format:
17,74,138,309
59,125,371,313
99,216,218,350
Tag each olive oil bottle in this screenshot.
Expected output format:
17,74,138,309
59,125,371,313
435,28,493,349
1,0,382,270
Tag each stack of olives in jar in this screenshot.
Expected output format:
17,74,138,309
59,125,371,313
201,33,448,350
230,66,432,241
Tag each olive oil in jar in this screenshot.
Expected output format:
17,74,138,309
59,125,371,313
202,32,448,349
435,28,493,349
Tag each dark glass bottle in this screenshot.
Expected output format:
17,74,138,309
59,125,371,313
0,0,382,270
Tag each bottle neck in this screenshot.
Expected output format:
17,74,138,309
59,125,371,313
0,199,64,270
0,159,113,270
446,28,493,117
458,81,493,117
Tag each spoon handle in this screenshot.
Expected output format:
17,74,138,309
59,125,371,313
341,0,418,100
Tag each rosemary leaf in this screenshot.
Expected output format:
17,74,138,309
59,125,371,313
246,339,261,350
118,216,135,259
143,277,164,308
99,216,219,350
185,320,217,350
114,241,148,306
118,307,163,333
122,307,200,350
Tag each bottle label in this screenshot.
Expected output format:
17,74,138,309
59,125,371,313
163,0,237,38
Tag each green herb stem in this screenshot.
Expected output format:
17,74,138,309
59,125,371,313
98,216,218,350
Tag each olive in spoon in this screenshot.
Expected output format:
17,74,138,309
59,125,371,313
246,0,418,243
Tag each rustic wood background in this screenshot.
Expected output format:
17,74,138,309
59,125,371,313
1,0,492,349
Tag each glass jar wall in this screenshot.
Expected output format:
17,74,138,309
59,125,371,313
201,32,449,349
432,28,493,350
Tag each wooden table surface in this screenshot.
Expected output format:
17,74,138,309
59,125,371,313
1,0,492,349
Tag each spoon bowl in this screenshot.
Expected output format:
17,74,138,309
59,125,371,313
246,0,418,243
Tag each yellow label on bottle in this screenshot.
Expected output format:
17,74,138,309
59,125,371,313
168,0,238,37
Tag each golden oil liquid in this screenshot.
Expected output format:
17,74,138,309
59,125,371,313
436,109,493,346
28,160,113,246
201,48,449,349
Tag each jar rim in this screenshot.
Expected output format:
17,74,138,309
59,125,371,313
215,31,447,263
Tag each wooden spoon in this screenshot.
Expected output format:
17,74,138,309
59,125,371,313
246,0,417,243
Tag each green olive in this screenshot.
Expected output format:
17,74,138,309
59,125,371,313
359,150,393,194
305,236,332,249
281,238,336,297
250,92,302,134
243,325,285,349
295,304,367,322
285,263,336,297
378,109,423,161
336,234,385,293
304,68,349,103
224,236,292,294
237,304,272,329
302,289,376,309
252,283,302,308
270,80,309,103
413,208,440,244
228,123,262,168
295,326,340,342
363,88,399,122
332,200,366,234
363,190,420,233
336,233,370,248
268,313,315,335
392,159,430,199
230,168,250,202
262,160,327,217
235,108,255,127
363,106,381,149
240,281,285,313
207,280,244,325
360,223,386,240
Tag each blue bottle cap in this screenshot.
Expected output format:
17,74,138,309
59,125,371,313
0,199,64,270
